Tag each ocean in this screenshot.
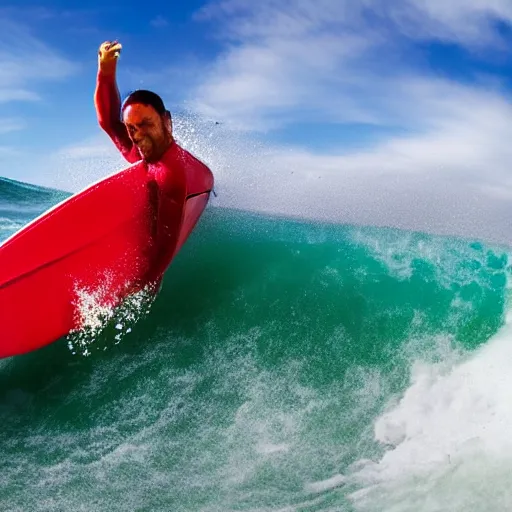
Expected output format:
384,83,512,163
1,175,511,511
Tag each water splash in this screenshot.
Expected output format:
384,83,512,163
345,308,512,511
66,278,156,357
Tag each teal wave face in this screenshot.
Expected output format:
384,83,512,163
0,178,70,241
0,177,68,207
0,187,510,510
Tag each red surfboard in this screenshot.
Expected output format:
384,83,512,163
0,160,211,359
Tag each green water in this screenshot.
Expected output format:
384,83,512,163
1,180,511,511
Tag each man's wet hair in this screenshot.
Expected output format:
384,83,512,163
122,89,170,117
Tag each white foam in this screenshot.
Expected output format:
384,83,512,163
66,277,156,356
348,312,512,510
256,442,290,455
305,474,346,493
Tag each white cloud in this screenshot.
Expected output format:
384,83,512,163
0,118,25,134
18,78,512,245
164,73,512,245
0,17,77,103
0,90,40,103
389,0,512,47
197,0,512,47
192,1,381,129
190,0,512,130
43,135,127,192
8,0,512,246
156,0,512,244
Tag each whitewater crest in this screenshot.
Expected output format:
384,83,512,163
346,312,512,510
66,274,157,356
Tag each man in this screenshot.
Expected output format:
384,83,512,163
94,40,214,284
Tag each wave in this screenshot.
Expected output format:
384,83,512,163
0,179,510,510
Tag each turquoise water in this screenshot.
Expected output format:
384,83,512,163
1,176,511,511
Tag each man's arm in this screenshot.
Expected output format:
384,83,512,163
94,41,140,164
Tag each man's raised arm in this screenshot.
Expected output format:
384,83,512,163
94,41,139,164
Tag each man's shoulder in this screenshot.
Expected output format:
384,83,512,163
173,141,211,170
170,141,214,193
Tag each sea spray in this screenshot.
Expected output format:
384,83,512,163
67,279,156,357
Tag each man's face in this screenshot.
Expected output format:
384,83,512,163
123,103,171,162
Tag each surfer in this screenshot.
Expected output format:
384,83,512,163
94,40,214,284
94,40,212,172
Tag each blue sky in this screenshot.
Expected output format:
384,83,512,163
3,1,512,242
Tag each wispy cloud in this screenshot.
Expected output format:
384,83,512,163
45,135,127,192
181,82,512,245
197,0,512,49
152,0,512,243
0,17,78,104
385,0,512,48
0,118,25,134
191,1,380,129
190,0,512,130
8,1,512,245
